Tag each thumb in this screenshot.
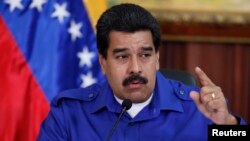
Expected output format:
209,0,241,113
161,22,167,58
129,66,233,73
190,91,201,107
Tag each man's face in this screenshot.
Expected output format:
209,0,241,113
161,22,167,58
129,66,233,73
99,30,159,103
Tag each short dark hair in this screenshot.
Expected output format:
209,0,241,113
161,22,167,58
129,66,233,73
96,3,161,58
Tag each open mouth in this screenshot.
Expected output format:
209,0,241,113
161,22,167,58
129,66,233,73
127,81,144,89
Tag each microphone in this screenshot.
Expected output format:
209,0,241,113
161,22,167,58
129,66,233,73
106,99,132,141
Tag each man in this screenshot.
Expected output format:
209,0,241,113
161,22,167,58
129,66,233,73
37,3,246,141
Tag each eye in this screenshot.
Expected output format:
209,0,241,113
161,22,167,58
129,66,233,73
115,54,129,60
140,53,152,58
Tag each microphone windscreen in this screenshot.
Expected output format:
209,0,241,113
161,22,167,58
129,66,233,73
122,99,132,110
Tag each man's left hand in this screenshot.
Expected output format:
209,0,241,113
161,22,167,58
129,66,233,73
190,67,237,125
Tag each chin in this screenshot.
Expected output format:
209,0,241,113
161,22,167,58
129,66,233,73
129,93,150,103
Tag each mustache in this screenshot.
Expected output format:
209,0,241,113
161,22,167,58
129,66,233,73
122,74,148,86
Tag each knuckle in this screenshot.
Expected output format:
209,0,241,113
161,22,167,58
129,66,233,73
201,87,209,93
215,86,222,93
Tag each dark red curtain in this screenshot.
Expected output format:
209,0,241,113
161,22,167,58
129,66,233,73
159,41,250,123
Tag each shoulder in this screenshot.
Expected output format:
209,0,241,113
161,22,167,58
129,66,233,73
170,79,200,101
51,83,103,106
156,71,200,101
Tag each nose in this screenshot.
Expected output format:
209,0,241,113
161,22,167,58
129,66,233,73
128,56,142,74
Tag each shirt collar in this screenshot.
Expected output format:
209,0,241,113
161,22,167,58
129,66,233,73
89,71,184,114
89,81,121,114
151,71,184,112
114,93,153,118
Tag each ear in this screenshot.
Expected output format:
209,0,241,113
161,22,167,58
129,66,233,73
99,54,106,75
156,52,160,70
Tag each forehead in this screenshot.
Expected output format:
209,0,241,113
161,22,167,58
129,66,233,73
108,30,154,52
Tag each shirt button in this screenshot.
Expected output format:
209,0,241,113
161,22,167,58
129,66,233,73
129,122,135,126
179,89,185,95
88,93,94,98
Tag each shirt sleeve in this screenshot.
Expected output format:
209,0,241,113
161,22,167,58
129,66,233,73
235,115,247,125
37,103,68,141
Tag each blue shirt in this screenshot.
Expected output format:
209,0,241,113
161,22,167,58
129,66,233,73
37,71,245,141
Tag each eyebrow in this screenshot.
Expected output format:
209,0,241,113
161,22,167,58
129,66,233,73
112,46,154,54
112,48,128,54
141,46,153,52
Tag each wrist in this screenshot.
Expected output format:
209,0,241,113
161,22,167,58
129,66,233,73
225,114,238,125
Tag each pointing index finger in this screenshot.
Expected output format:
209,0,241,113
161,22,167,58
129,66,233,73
195,67,215,86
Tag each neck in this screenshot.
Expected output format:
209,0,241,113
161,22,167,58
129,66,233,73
114,94,153,118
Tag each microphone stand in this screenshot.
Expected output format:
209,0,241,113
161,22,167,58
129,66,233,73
106,107,127,141
106,99,132,141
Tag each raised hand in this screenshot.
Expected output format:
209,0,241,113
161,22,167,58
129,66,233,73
190,67,237,125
